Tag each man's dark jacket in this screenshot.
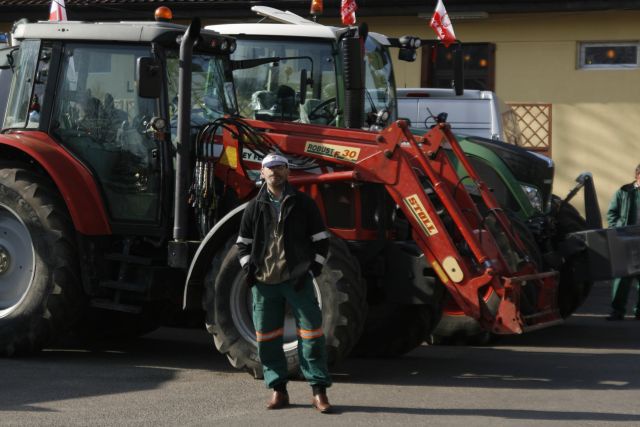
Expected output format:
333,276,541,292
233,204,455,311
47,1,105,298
607,182,638,227
236,183,330,283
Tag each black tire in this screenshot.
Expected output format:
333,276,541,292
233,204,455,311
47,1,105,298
509,214,543,315
353,301,442,356
0,166,83,356
552,196,593,317
430,289,498,346
207,236,367,378
430,213,540,345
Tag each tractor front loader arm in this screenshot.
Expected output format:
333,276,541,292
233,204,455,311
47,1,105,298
217,118,563,334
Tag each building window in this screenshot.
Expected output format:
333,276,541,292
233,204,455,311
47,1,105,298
578,42,639,69
421,42,495,91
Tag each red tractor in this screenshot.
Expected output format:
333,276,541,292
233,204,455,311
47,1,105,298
1,14,637,378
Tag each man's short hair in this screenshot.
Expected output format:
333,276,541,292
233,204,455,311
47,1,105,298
262,153,289,169
635,164,640,176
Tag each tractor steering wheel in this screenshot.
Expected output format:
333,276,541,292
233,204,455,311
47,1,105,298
308,97,337,122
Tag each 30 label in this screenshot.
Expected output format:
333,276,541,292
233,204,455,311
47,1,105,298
304,141,361,162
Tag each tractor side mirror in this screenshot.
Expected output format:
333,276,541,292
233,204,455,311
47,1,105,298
136,57,161,98
0,46,18,70
396,35,421,62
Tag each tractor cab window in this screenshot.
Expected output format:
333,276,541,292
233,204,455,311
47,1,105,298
166,50,237,143
363,35,397,127
51,43,161,223
3,40,40,129
232,38,338,126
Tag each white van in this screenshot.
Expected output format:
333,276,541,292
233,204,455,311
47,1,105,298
397,88,523,146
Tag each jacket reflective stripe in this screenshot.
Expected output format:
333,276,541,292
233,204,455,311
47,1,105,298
314,253,326,265
239,255,250,267
297,327,324,340
256,328,285,342
236,236,253,244
311,230,330,242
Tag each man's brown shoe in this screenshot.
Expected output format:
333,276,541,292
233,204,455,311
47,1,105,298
312,393,332,413
266,391,289,410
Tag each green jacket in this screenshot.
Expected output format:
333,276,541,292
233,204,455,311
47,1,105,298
607,183,638,227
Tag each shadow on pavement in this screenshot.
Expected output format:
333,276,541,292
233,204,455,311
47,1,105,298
332,405,640,422
335,282,640,391
0,327,232,412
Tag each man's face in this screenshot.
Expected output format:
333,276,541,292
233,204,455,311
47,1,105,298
261,164,289,188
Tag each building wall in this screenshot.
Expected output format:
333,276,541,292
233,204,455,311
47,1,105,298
364,10,640,217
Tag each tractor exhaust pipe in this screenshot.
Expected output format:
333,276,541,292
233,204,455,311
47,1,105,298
173,18,201,241
342,31,364,129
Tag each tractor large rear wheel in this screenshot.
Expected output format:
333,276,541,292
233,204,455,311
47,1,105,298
207,237,366,378
0,166,83,355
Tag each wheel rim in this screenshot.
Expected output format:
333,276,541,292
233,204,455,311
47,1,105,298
0,203,36,318
229,275,323,353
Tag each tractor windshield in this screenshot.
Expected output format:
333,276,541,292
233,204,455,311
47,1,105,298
228,35,398,129
166,50,237,141
363,35,398,125
232,38,338,126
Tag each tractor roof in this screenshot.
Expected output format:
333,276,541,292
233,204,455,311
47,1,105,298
207,6,389,46
207,22,390,47
12,20,223,44
207,23,342,41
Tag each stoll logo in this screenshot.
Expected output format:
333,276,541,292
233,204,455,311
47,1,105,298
403,194,439,236
304,141,360,162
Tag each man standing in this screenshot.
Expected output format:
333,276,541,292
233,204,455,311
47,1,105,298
236,153,333,412
606,163,640,320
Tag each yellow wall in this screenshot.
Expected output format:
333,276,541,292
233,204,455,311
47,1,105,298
364,10,640,216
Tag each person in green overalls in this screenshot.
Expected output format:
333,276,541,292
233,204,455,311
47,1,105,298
236,153,332,413
606,163,640,320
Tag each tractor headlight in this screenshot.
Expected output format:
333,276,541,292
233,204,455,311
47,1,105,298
521,184,543,212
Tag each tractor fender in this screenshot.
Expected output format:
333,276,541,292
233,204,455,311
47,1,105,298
183,202,248,310
0,131,111,235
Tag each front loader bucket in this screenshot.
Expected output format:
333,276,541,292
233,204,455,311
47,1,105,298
567,225,640,282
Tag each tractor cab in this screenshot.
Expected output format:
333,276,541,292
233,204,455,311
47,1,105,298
1,19,237,228
208,6,399,130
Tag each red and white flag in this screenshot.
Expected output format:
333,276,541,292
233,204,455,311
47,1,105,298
341,0,357,26
429,0,456,47
49,0,68,21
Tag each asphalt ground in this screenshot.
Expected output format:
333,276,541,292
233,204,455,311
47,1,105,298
0,281,639,426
